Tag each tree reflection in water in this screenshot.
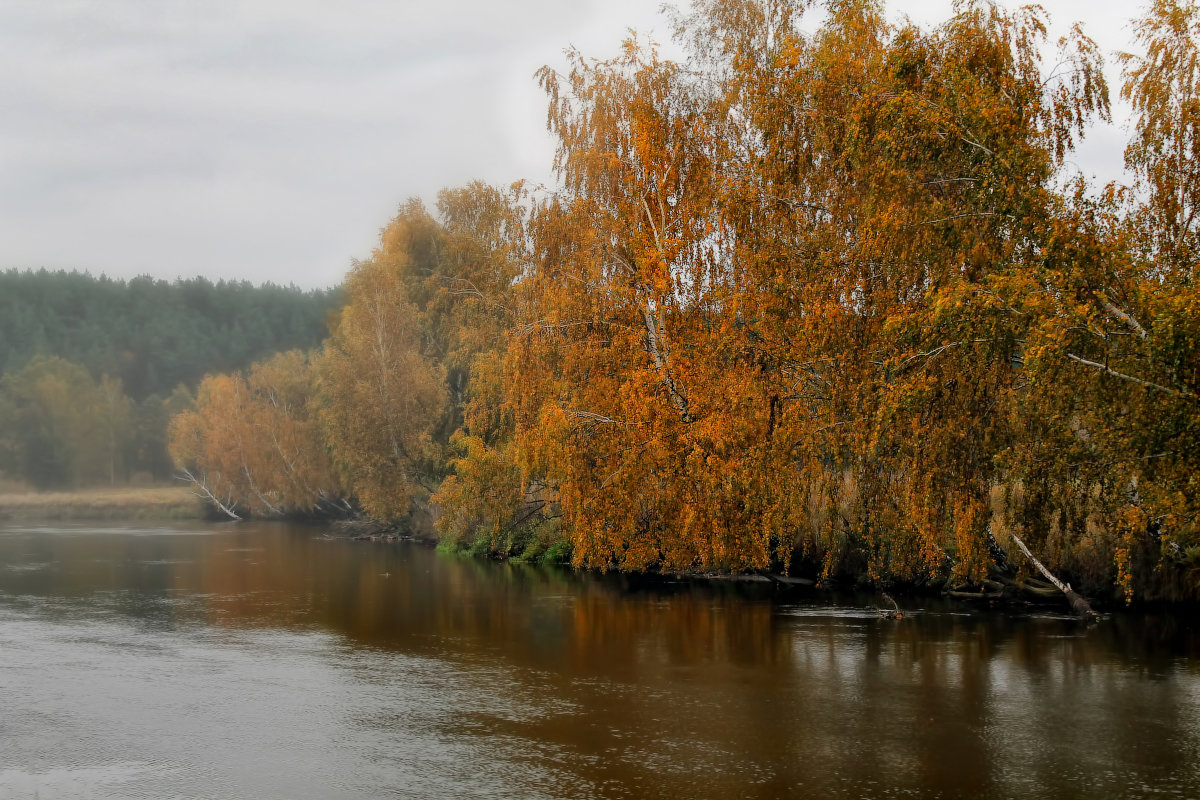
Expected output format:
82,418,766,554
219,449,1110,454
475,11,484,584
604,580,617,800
0,521,1196,800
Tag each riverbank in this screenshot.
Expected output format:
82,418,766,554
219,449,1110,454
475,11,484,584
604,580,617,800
191,501,1118,616
0,486,207,521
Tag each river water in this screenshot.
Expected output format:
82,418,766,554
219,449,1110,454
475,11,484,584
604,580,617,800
0,521,1197,799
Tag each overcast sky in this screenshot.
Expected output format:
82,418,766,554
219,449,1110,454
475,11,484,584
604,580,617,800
0,1,1142,289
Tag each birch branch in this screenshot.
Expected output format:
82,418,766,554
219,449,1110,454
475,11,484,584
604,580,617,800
1100,298,1149,342
178,469,241,520
1065,353,1192,398
1008,530,1098,619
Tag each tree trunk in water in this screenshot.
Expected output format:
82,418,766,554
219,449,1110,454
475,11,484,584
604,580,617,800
1008,531,1099,620
178,469,242,521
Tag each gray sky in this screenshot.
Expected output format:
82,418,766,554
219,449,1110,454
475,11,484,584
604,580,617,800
0,1,1141,289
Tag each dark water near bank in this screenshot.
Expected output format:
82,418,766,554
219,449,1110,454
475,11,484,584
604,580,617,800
0,522,1197,799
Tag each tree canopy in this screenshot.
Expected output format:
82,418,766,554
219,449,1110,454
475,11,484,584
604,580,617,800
170,0,1200,604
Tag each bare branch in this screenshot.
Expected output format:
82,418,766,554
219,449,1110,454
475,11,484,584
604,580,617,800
177,469,241,520
1065,353,1193,398
571,410,632,427
1100,298,1149,341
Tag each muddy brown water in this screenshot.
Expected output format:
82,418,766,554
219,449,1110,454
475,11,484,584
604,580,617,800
0,521,1197,799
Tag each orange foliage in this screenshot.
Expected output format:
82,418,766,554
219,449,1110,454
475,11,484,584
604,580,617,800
171,1,1200,603
318,235,446,522
168,350,342,516
491,0,1199,598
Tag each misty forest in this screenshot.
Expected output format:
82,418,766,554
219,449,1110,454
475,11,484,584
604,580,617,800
0,271,339,488
5,0,1200,609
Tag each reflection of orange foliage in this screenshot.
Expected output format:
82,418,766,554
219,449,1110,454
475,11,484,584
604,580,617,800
33,524,1178,798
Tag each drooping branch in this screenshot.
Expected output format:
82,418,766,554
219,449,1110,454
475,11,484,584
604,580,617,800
878,592,903,620
177,469,241,520
892,339,999,375
572,410,633,428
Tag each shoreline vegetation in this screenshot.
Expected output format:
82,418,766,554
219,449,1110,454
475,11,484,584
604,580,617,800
7,1,1196,616
366,522,1114,617
0,486,1118,617
0,486,206,521
0,493,1133,617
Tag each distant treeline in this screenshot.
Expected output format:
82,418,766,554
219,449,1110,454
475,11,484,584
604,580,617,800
0,270,340,400
0,271,340,489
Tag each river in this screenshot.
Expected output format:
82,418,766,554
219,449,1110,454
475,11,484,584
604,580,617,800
0,521,1197,799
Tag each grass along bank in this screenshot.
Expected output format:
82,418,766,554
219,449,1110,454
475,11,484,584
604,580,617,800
0,486,207,521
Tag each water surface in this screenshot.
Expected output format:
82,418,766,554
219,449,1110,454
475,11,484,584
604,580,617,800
1,521,1197,799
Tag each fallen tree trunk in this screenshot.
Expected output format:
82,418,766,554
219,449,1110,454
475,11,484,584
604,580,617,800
987,570,1063,598
767,574,816,587
944,577,1008,600
878,592,903,619
946,588,1005,600
178,469,241,521
1008,530,1099,620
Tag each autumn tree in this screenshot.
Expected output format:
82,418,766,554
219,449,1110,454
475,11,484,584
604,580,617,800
429,184,543,551
408,183,528,447
318,221,447,522
169,350,343,518
506,33,782,572
316,187,535,536
167,189,525,528
721,0,1109,585
1122,0,1200,274
995,0,1200,601
496,0,1117,586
